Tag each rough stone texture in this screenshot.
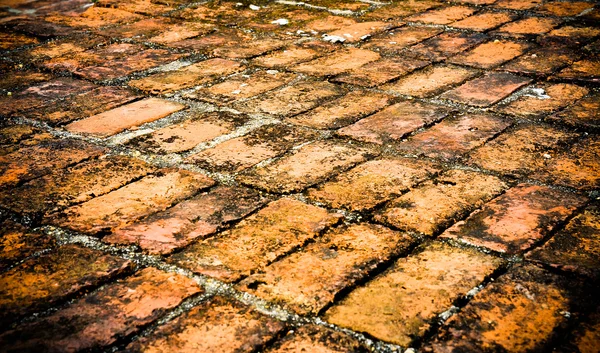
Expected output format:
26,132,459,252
0,220,56,272
265,325,369,352
440,72,531,107
383,64,478,98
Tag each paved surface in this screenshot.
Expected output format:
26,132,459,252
1,0,599,352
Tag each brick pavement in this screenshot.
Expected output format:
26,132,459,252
0,0,599,352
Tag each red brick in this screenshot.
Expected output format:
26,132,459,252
251,46,327,68
169,198,342,282
548,26,600,39
332,57,429,87
550,92,600,130
0,267,201,352
383,64,478,98
308,158,441,212
496,17,561,36
292,48,380,76
44,6,143,28
238,223,416,315
303,15,358,33
0,220,56,272
337,101,450,144
126,296,285,353
555,59,600,83
494,0,542,10
129,59,244,94
0,244,131,325
96,0,175,16
47,169,215,235
375,170,506,236
407,6,476,24
324,242,503,346
452,12,515,31
398,113,512,160
408,32,487,61
65,98,186,137
502,47,580,75
238,140,373,194
150,21,216,44
212,38,286,59
365,0,441,20
442,184,586,253
536,1,594,16
450,40,530,69
498,83,589,117
104,186,270,254
265,325,367,352
362,26,443,54
324,21,391,43
186,124,318,172
440,72,531,107
24,35,106,62
41,42,142,72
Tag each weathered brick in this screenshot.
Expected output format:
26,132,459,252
41,42,141,72
450,40,529,69
129,59,244,94
44,6,143,28
502,47,579,75
0,244,131,325
169,198,342,282
441,184,586,254
0,267,201,352
451,12,515,31
149,22,215,44
332,57,429,87
365,0,440,20
239,140,373,194
337,101,450,144
324,242,503,346
212,38,286,59
324,21,391,43
233,81,344,117
47,169,215,235
187,124,318,172
96,0,174,16
469,124,578,176
125,296,285,353
0,220,56,272
265,325,367,352
407,6,476,24
494,0,542,10
303,15,358,33
238,223,416,315
308,158,440,212
0,71,52,91
398,113,511,160
0,31,38,49
555,59,600,83
292,48,380,77
550,92,600,130
498,83,589,117
496,17,561,36
383,64,478,98
536,1,594,16
104,186,270,254
251,47,326,68
440,72,531,107
65,98,186,137
563,309,600,353
362,26,442,54
408,32,487,61
375,170,506,236
0,124,42,145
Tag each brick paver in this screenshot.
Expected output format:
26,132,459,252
441,72,531,107
383,64,478,98
266,325,368,352
0,220,55,271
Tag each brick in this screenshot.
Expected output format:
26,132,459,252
0,132,54,156
536,1,594,16
288,90,394,129
440,72,531,107
233,81,343,117
303,15,358,33
239,223,416,315
2,18,77,38
185,71,296,104
0,220,56,272
105,186,270,254
126,112,247,154
238,140,373,194
44,6,144,28
252,47,325,68
212,38,286,59
441,184,586,254
96,0,175,16
324,242,503,346
375,170,506,236
407,6,476,24
125,296,285,353
47,169,214,235
498,83,589,117
65,98,186,137
0,267,201,352
0,124,42,145
0,71,52,91
494,0,542,10
383,64,478,98
528,204,600,277
548,26,600,39
0,139,104,188
41,42,142,72
324,21,391,43
187,124,318,172
425,265,572,353
337,101,450,144
332,57,429,87
98,17,172,40
469,124,578,176
564,309,600,353
450,40,529,69
169,198,342,282
0,244,131,325
451,12,515,31
150,22,215,44
551,92,600,130
0,31,38,49
292,48,380,77
555,59,600,83
365,0,440,20
398,113,512,160
24,35,105,62
308,158,441,212
362,26,443,54
502,47,580,75
496,17,560,36
408,32,487,61
129,59,244,94
265,325,367,352
0,155,154,217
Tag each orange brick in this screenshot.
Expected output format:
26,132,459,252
407,6,476,24
0,267,201,352
0,244,130,325
65,98,186,137
496,17,560,36
251,47,325,68
375,170,506,236
450,40,530,69
536,1,594,16
308,158,441,212
383,64,478,98
440,72,531,107
365,0,440,20
555,59,600,83
408,32,487,61
550,92,600,130
494,0,542,10
324,242,503,346
452,12,515,31
292,48,380,76
47,169,214,234
363,26,442,54
0,220,55,272
564,309,600,353
502,47,580,75
149,21,215,43
498,83,589,117
0,31,38,49
337,101,450,144
44,6,143,28
0,71,51,91
441,184,586,254
169,198,342,282
238,223,416,315
212,38,286,59
96,0,175,16
332,57,429,87
239,140,373,194
0,124,43,145
324,21,391,43
303,15,358,33
266,325,367,352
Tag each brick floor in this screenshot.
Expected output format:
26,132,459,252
1,0,600,352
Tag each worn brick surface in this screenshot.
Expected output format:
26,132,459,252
324,242,503,346
450,40,529,69
550,92,600,130
441,184,586,254
332,57,429,87
555,59,600,82
408,32,486,62
0,267,201,352
441,72,531,107
498,83,589,117
536,1,594,16
0,220,56,272
407,6,476,24
44,6,143,28
292,48,380,77
169,198,342,282
383,64,478,98
265,325,368,352
452,12,515,31
251,46,328,68
375,170,506,236
496,17,561,36
362,26,442,54
503,47,579,75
